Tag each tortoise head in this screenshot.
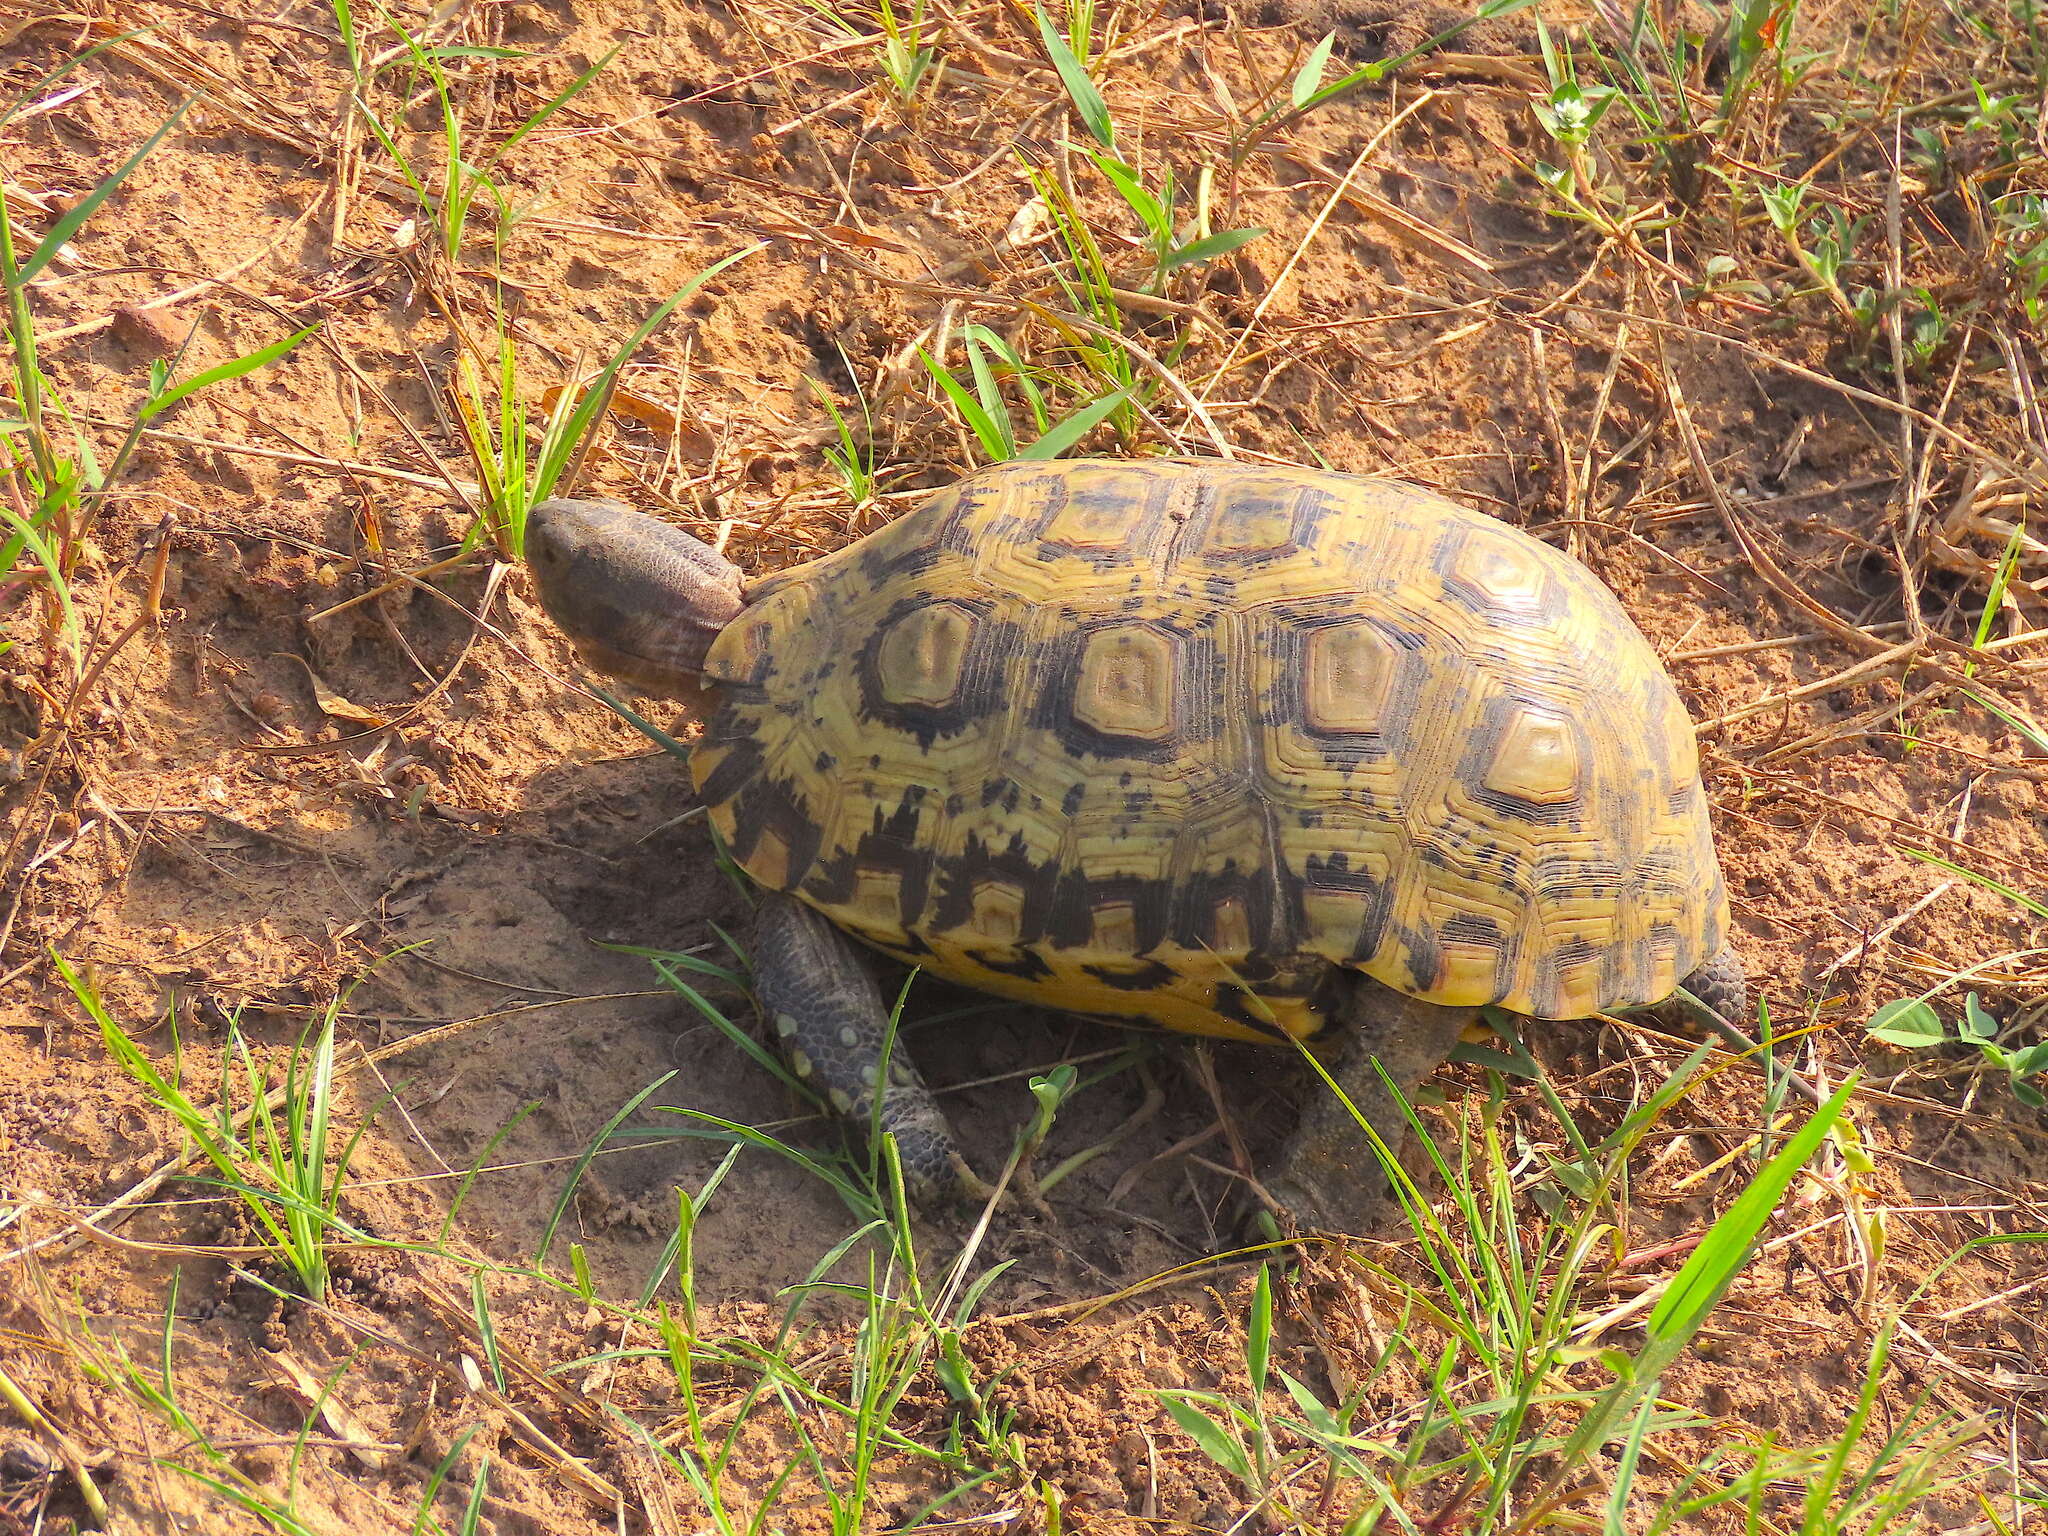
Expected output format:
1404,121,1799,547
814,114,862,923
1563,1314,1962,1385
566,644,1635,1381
525,497,746,700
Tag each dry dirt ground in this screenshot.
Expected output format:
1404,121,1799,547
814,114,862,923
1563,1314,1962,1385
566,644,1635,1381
3,0,2048,1529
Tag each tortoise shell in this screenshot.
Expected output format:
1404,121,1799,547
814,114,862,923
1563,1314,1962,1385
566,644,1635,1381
691,459,1727,1044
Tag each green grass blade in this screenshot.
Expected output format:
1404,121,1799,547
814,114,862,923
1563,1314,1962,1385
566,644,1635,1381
409,1425,485,1531
482,43,623,171
534,1071,679,1266
1899,845,2048,918
920,347,1014,461
586,683,695,762
601,941,747,989
1088,152,1168,245
1297,0,1538,116
638,1143,744,1309
138,323,320,424
1532,1077,1856,1506
1605,1396,1661,1536
421,44,528,60
159,1466,327,1536
1595,1038,1715,1155
1246,1263,1272,1398
1958,684,2048,757
962,337,1016,459
1035,5,1114,148
526,241,767,532
471,1272,506,1392
1972,519,2026,652
438,1103,537,1244
1160,1393,1251,1482
962,324,1050,433
646,1106,877,1219
0,504,80,666
17,98,195,282
652,956,813,1098
1645,1077,1853,1347
0,29,155,134
1017,388,1127,459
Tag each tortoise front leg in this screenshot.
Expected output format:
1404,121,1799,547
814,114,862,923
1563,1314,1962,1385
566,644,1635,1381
1262,974,1477,1237
751,893,983,1203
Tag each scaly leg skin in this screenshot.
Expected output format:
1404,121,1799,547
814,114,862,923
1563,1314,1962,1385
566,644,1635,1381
750,893,986,1203
1678,943,1750,1033
1671,942,1818,1102
1262,973,1479,1238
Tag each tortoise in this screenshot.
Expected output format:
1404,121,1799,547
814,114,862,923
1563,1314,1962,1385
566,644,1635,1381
525,458,1746,1233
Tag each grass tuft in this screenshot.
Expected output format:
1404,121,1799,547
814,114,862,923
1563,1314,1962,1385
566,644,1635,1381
60,956,372,1301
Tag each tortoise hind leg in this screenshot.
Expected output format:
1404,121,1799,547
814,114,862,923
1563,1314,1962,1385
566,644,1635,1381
1677,943,1749,1030
750,893,982,1202
1262,973,1477,1237
1675,943,1829,1102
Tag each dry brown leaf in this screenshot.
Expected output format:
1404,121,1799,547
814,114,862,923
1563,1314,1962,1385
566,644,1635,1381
265,1352,387,1470
820,222,910,252
278,654,389,727
539,384,718,460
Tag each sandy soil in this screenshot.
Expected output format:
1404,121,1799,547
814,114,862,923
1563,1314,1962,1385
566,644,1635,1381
3,0,2046,1529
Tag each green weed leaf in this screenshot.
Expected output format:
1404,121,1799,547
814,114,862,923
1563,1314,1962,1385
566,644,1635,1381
1165,227,1265,270
2004,1041,2048,1079
1291,33,1335,106
1865,999,1946,1048
1246,1265,1272,1399
1028,1064,1077,1125
1160,1393,1250,1481
1962,992,1997,1042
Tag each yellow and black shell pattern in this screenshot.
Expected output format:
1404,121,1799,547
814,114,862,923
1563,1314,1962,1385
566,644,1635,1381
691,459,1727,1045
